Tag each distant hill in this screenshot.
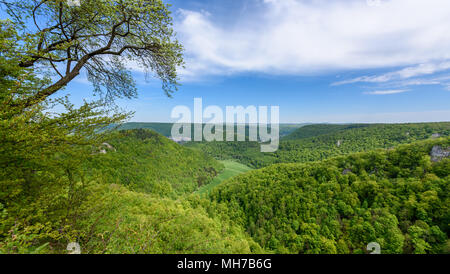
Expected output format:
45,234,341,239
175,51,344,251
283,123,450,140
282,123,370,140
210,137,450,254
116,123,174,137
115,122,307,138
89,129,224,196
279,123,311,137
186,122,450,168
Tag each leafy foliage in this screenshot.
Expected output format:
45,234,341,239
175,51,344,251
0,0,183,106
0,19,128,253
210,138,450,254
89,129,224,196
1,2,449,255
74,183,261,254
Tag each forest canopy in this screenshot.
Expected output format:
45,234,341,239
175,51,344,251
210,138,450,254
0,0,449,255
186,122,450,168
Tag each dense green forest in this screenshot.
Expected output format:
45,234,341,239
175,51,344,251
4,125,448,254
89,129,223,196
73,183,262,254
1,0,449,255
0,127,262,253
210,138,450,254
186,123,450,168
282,124,372,140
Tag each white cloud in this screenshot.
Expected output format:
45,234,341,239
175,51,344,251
364,89,409,95
175,0,450,80
333,61,450,86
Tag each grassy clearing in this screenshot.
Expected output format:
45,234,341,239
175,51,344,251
197,160,252,195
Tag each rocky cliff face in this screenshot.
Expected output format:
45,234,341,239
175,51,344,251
430,145,450,162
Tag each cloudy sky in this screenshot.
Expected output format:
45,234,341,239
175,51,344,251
67,0,450,123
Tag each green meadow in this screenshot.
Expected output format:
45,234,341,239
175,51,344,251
196,160,253,195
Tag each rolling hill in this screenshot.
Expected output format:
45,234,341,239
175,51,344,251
186,122,450,168
114,122,307,138
88,129,224,196
210,137,450,254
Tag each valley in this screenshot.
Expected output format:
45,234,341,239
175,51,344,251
71,122,449,254
196,160,253,195
2,119,449,254
2,0,449,259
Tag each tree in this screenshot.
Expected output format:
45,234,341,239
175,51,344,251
0,19,128,253
0,0,184,253
0,0,183,107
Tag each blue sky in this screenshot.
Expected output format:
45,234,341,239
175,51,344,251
63,0,450,123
